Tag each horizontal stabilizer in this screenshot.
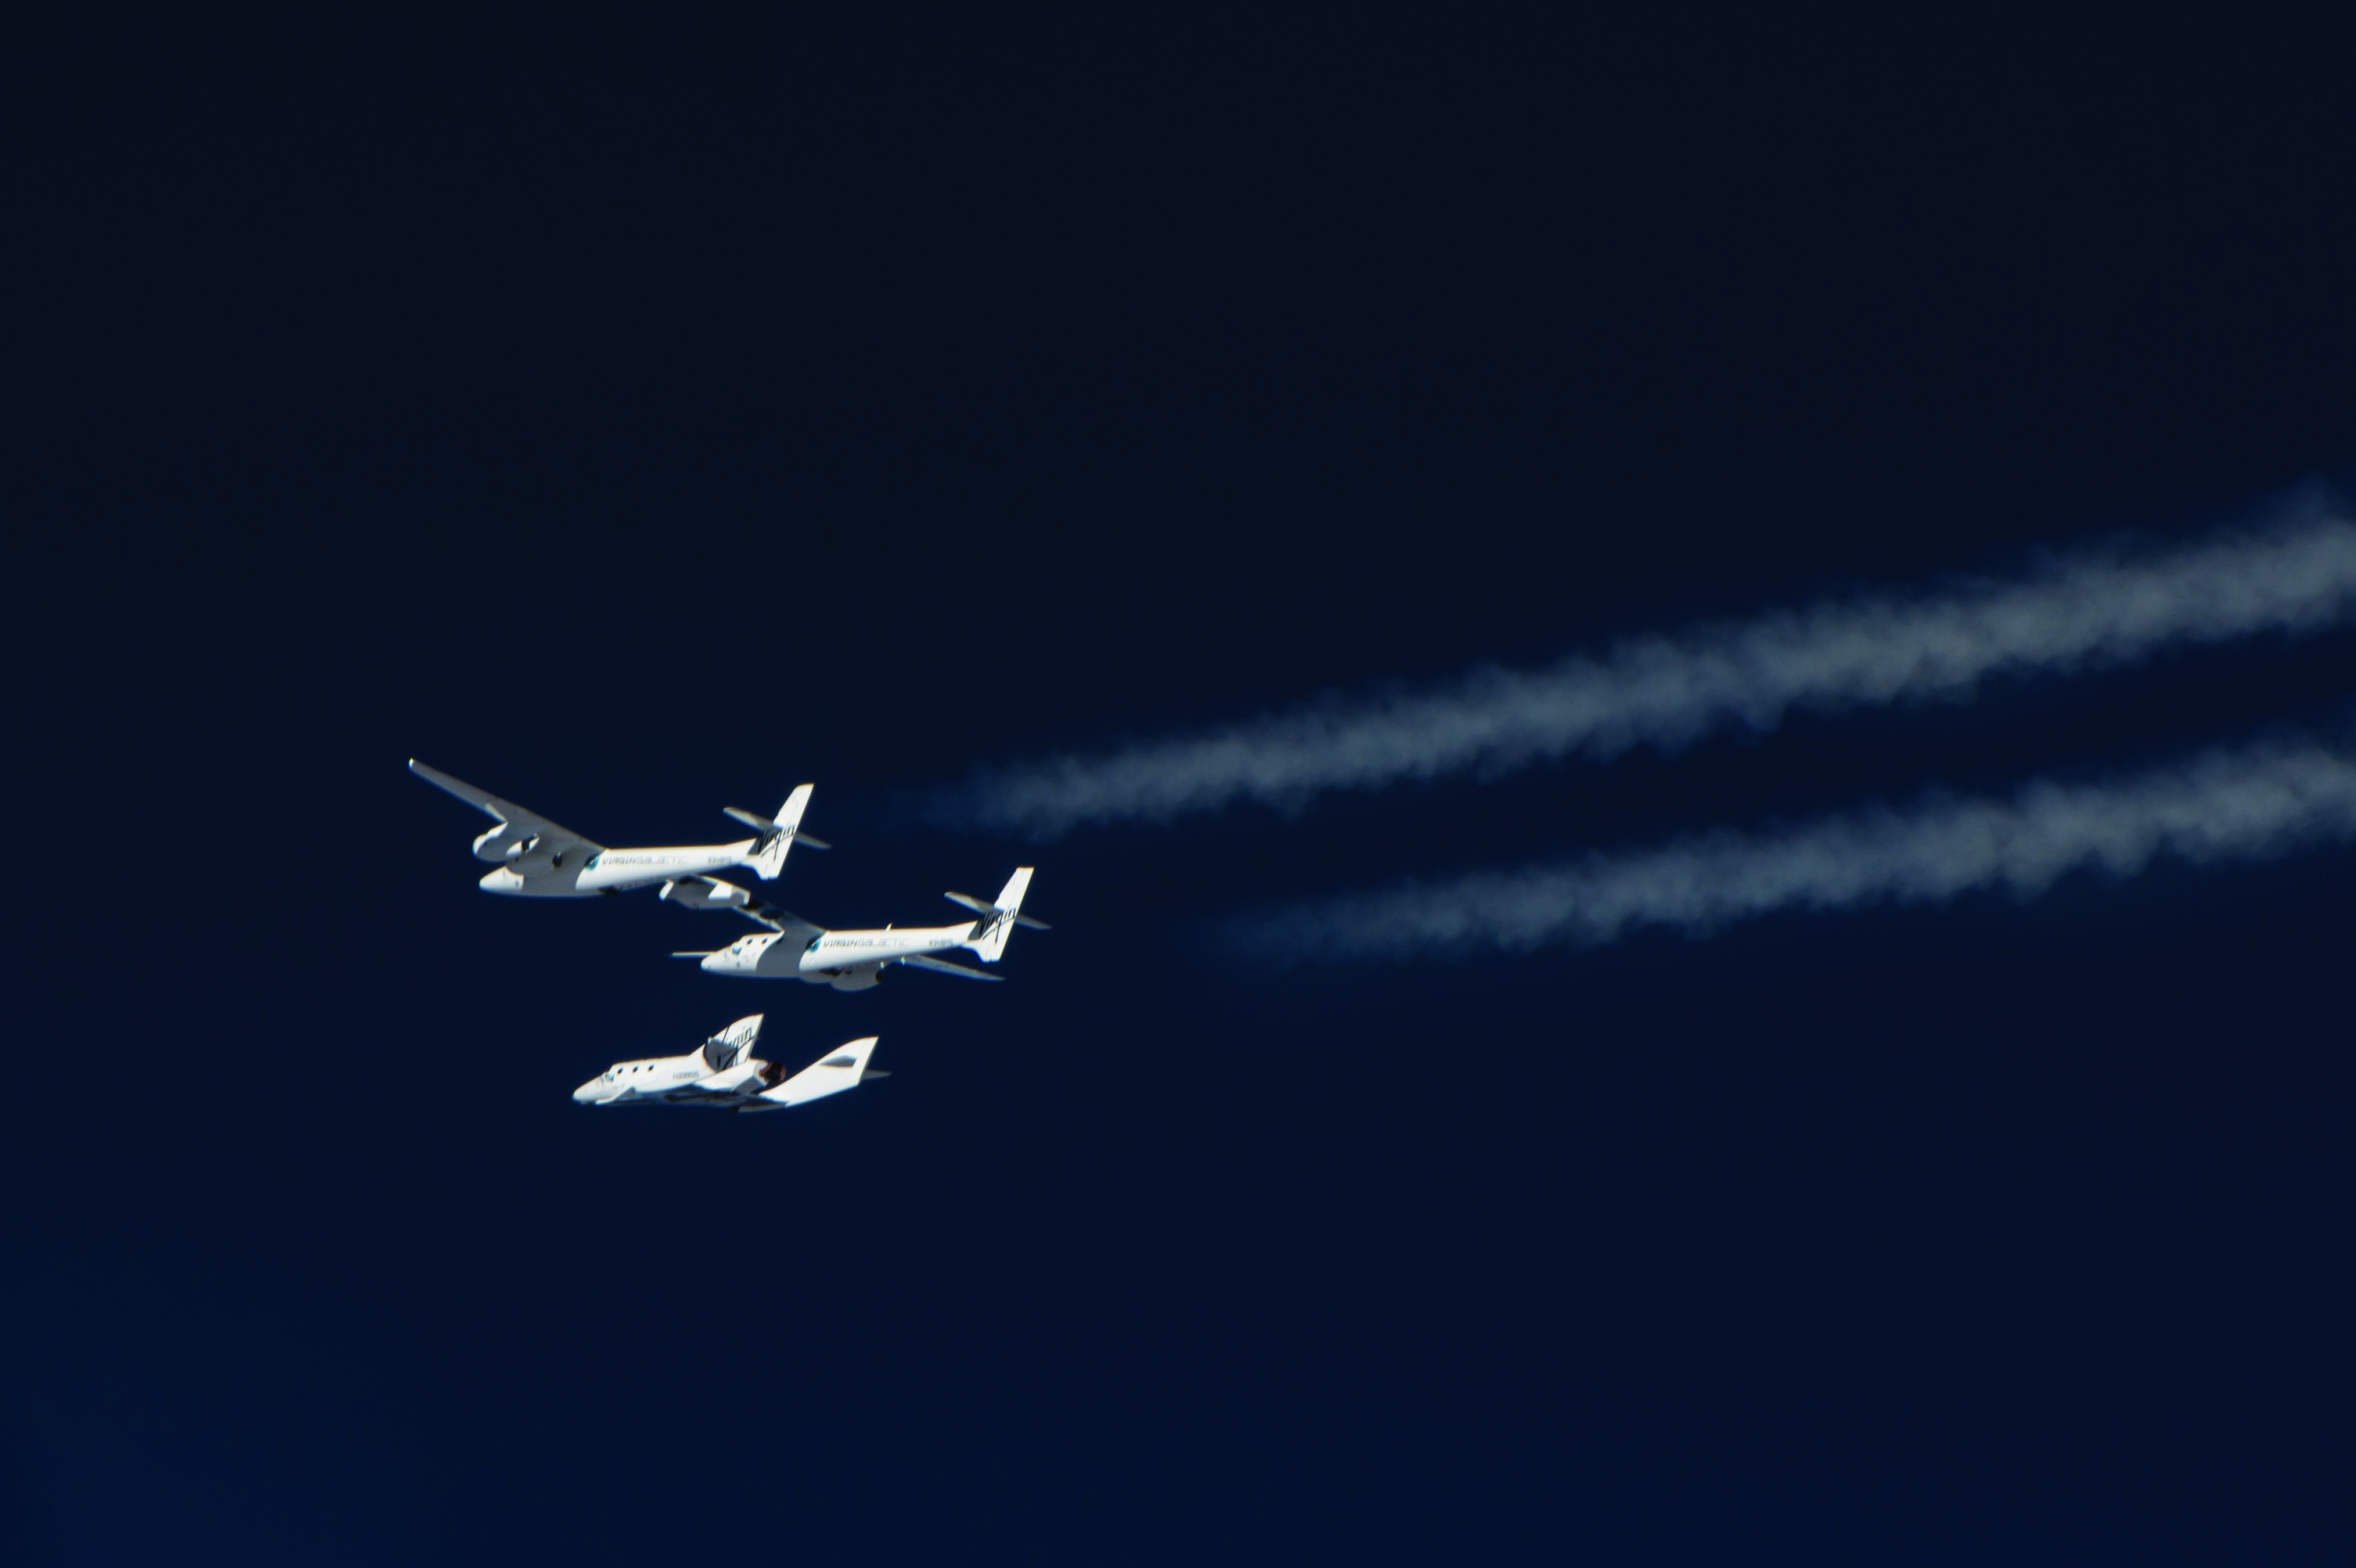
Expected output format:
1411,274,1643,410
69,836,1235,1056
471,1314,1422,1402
759,1036,882,1107
898,952,1002,981
724,808,826,848
945,891,1050,930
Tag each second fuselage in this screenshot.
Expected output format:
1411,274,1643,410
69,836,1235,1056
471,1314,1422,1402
701,921,983,987
479,843,762,897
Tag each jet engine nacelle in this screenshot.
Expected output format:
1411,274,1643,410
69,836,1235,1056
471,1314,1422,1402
659,877,747,912
472,824,535,862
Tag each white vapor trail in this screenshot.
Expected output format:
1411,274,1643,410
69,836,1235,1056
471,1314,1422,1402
962,501,2355,835
1231,738,2356,961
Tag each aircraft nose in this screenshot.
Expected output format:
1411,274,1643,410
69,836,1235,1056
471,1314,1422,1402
573,1077,606,1104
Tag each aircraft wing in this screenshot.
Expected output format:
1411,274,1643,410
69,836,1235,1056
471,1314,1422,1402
738,898,824,945
897,952,1002,981
757,1037,883,1107
661,875,827,944
408,760,598,852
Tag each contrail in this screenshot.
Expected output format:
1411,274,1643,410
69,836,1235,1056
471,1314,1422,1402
1231,736,2356,961
959,498,2355,835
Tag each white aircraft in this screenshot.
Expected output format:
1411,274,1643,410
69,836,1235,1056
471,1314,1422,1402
678,868,1046,990
408,759,827,908
573,1014,884,1113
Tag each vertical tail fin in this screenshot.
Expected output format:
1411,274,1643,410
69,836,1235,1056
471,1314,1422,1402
702,1015,765,1072
962,867,1035,963
733,784,816,880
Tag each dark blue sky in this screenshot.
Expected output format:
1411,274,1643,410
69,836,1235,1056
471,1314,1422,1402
12,14,2355,1563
